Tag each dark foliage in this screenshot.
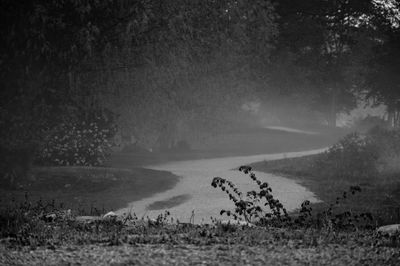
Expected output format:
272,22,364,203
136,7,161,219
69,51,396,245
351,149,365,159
35,109,117,167
212,165,374,231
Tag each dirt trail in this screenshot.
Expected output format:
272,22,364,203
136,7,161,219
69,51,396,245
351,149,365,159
116,148,326,223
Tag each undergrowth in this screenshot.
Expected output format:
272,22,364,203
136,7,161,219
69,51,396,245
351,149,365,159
212,166,374,230
1,195,399,250
0,182,399,250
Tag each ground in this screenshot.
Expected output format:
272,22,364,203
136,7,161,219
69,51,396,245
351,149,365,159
2,243,399,265
4,126,399,265
1,223,400,265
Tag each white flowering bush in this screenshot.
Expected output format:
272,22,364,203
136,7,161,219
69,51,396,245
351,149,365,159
36,115,117,166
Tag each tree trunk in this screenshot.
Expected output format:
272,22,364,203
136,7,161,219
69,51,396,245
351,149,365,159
394,110,400,128
387,105,397,128
329,87,337,127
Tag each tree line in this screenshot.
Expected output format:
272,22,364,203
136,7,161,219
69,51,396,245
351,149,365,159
0,0,399,179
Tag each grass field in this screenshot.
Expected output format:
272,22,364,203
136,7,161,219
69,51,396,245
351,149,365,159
251,154,400,225
0,166,179,213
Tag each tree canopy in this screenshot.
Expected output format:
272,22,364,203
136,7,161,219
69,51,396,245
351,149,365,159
1,0,399,176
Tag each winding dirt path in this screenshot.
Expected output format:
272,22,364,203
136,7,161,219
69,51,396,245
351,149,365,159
116,148,326,223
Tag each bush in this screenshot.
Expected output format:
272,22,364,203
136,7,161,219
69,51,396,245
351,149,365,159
315,126,400,179
368,126,400,156
212,166,290,225
316,132,379,179
35,112,117,167
352,115,388,133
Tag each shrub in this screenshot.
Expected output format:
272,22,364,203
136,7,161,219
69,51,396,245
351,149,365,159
317,127,400,179
211,166,290,225
35,111,117,167
368,126,400,157
352,115,389,133
316,132,379,179
365,126,400,174
212,166,373,230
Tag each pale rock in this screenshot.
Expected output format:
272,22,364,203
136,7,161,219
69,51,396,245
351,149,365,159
220,220,255,227
45,213,57,221
75,216,102,223
147,218,158,226
377,224,400,236
103,211,118,219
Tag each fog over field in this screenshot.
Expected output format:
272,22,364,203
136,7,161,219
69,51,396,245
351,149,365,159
1,1,400,265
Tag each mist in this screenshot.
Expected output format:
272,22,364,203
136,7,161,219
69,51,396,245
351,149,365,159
1,1,400,264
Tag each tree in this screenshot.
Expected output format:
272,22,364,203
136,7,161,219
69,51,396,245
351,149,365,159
91,0,279,150
0,0,139,181
270,0,382,126
346,0,400,127
363,28,400,127
0,0,138,136
0,0,279,165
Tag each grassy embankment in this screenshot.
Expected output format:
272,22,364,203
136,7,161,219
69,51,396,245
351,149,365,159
251,129,400,225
